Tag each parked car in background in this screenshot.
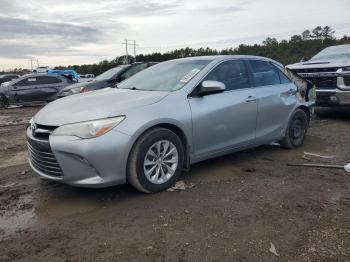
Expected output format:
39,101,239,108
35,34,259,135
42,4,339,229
0,74,20,85
0,73,77,108
33,66,50,73
287,44,350,106
81,74,95,79
27,55,312,193
58,62,157,97
79,74,95,83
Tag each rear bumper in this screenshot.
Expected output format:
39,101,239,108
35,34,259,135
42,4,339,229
316,89,350,106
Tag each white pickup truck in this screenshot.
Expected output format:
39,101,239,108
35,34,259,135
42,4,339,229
287,44,350,106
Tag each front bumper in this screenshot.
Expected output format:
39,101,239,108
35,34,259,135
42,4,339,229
316,89,350,106
27,127,133,188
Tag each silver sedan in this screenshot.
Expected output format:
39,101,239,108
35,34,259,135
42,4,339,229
27,55,312,193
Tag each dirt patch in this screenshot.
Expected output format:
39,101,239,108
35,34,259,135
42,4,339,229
1,106,350,261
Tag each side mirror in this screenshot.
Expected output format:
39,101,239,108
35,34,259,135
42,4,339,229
197,81,226,96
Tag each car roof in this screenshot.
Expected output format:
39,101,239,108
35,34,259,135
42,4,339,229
22,73,61,78
168,55,283,67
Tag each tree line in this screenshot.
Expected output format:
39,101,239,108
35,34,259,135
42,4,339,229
3,26,350,76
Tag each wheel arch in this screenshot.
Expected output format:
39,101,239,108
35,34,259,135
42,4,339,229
126,122,191,172
297,105,311,122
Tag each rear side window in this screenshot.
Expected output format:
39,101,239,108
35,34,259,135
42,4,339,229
120,64,148,81
249,60,281,87
36,76,62,84
204,60,250,91
278,71,291,84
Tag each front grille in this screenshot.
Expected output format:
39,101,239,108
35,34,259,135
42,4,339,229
293,68,339,90
33,124,57,139
305,77,338,89
344,76,350,86
27,125,62,177
293,68,338,74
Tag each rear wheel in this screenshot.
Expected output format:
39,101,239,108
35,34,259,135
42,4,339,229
127,128,184,193
280,109,309,149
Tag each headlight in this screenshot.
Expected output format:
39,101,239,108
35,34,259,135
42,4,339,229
52,116,125,139
27,117,34,129
342,67,350,72
69,86,85,94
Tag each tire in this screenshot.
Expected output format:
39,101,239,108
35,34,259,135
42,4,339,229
280,109,309,149
127,128,184,193
0,95,9,109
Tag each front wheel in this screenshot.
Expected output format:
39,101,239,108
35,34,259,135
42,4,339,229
0,95,9,109
127,128,184,193
280,109,309,149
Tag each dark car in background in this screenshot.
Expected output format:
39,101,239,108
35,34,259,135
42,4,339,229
59,62,157,97
0,74,77,108
0,74,20,85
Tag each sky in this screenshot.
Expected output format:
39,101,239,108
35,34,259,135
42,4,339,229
0,0,349,70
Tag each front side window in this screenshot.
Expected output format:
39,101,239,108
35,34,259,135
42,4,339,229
118,59,212,91
203,60,250,91
249,60,281,87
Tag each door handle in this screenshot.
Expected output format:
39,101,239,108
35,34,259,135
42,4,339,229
245,95,256,102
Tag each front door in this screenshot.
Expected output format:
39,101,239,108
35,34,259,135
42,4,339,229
11,77,39,102
189,60,257,160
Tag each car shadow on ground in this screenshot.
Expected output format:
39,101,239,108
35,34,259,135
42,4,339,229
316,107,350,120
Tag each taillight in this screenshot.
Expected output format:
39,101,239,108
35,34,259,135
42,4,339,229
82,87,89,93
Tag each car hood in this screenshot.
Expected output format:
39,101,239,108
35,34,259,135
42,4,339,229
34,88,169,126
287,58,349,70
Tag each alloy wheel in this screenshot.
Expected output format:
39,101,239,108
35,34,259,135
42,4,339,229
143,140,179,184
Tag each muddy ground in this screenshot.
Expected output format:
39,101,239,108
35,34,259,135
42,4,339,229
0,106,350,261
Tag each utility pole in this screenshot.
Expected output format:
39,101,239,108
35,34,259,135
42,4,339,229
134,40,137,63
125,39,128,64
121,40,138,64
36,59,40,67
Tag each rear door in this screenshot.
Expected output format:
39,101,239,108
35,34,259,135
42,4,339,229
248,60,297,143
34,76,63,101
189,59,257,160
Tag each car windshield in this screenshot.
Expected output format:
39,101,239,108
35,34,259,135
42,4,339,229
117,59,212,91
310,45,350,61
95,67,125,81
